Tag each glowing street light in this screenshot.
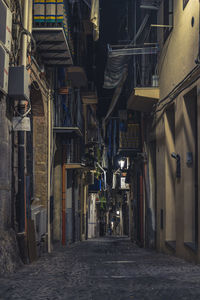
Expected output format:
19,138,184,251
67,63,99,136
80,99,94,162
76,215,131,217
118,158,126,169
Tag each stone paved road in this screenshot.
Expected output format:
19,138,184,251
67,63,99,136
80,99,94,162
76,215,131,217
1,237,200,300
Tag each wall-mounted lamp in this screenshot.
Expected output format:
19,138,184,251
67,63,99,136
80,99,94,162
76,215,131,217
118,158,126,169
171,152,181,178
171,152,178,159
186,152,193,166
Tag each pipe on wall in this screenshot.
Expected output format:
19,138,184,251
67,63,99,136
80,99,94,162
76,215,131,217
47,89,51,252
22,0,29,66
62,146,66,245
17,0,29,234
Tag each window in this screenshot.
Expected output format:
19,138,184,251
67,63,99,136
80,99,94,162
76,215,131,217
164,0,173,42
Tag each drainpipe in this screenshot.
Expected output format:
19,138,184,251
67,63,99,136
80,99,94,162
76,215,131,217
47,89,51,252
139,174,144,245
18,0,29,234
22,0,29,66
199,1,200,61
96,162,107,190
27,0,33,46
62,145,66,245
140,113,145,246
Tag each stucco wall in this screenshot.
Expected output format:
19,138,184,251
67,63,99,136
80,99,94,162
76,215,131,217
158,0,199,98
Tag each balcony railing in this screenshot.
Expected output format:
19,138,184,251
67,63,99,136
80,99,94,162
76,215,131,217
64,137,83,165
135,54,158,88
54,89,83,136
117,111,141,154
119,123,141,152
32,0,73,66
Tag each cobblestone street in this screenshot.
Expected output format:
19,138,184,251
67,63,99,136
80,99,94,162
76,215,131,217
1,237,200,299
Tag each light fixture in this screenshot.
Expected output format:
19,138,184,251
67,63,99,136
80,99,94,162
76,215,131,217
118,158,126,169
171,152,181,178
171,152,180,160
116,210,120,215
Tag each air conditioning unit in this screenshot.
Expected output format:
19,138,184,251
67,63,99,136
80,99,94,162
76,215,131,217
31,205,47,242
0,44,9,94
0,0,12,51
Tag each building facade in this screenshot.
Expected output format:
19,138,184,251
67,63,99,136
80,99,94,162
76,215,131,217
156,0,200,262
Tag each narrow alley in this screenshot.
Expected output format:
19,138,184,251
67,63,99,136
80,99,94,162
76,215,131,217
1,237,200,300
2,1,200,299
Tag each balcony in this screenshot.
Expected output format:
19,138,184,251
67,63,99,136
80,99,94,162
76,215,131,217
117,110,141,155
54,89,83,137
127,87,159,113
140,0,162,10
32,1,73,66
82,91,98,105
118,123,141,154
127,55,160,112
63,138,84,169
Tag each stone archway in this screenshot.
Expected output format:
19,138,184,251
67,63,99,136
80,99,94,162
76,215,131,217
30,81,45,117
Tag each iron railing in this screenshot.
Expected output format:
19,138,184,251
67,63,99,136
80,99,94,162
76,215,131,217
54,89,83,133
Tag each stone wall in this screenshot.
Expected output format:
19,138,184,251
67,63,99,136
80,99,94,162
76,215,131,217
33,117,48,207
0,95,22,274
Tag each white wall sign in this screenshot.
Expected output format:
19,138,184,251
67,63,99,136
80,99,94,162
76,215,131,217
13,117,31,131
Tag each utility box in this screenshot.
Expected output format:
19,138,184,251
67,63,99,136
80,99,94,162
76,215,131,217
0,44,9,94
8,66,30,101
0,0,12,51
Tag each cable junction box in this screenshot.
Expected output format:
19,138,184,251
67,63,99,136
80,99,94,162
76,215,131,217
8,66,30,101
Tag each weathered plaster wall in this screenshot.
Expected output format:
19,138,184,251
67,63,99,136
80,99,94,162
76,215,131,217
156,0,200,262
158,0,199,98
0,95,21,274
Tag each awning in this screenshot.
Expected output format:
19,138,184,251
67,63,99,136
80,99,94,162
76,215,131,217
53,127,83,137
127,87,160,113
66,66,87,87
64,163,84,169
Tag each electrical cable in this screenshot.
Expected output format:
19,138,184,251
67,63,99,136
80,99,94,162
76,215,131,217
152,70,200,115
153,64,200,110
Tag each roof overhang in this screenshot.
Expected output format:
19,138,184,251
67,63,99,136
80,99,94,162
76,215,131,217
140,0,162,10
64,163,84,169
127,87,160,113
32,28,73,66
53,127,83,137
66,66,87,87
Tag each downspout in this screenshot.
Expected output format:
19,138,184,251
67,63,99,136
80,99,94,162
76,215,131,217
62,145,66,245
140,113,145,246
196,0,200,64
18,0,29,234
27,0,33,47
47,89,51,252
139,174,144,245
96,162,107,190
22,0,29,66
